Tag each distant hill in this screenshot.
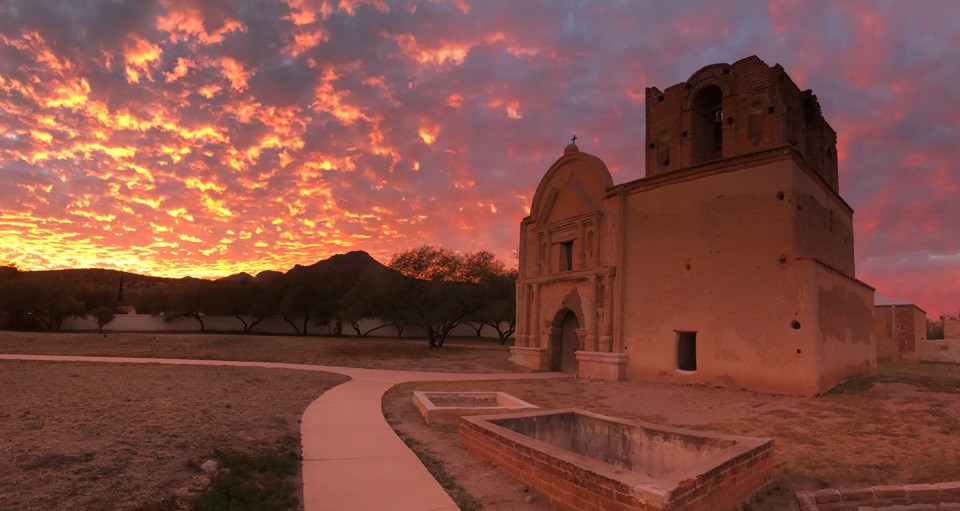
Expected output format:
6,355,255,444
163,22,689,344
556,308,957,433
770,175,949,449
16,268,179,301
285,250,401,281
216,272,254,283
7,250,398,299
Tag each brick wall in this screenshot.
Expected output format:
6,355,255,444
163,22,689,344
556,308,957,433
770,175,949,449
644,55,838,194
796,482,960,510
460,416,774,511
665,445,774,511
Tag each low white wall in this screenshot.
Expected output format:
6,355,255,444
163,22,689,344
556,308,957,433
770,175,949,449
60,314,514,339
918,338,960,364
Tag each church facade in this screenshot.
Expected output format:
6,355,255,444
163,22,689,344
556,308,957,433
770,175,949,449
510,56,876,395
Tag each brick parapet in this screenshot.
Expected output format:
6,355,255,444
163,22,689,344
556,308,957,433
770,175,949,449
796,481,960,510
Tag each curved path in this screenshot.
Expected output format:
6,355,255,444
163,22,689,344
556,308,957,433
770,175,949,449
0,354,562,511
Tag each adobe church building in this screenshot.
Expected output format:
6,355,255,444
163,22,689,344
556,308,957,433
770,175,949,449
511,56,877,395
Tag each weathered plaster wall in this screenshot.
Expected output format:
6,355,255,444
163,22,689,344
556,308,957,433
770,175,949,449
612,155,872,395
873,304,927,361
809,260,876,390
945,319,960,339
789,166,855,275
618,159,830,394
918,339,960,363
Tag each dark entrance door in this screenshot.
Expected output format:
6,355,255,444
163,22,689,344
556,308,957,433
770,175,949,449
553,310,579,375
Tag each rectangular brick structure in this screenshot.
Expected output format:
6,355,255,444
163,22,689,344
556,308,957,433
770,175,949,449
460,408,774,511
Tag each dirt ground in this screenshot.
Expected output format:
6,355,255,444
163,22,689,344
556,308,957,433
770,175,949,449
0,360,347,511
383,362,960,511
0,331,521,372
5,332,960,511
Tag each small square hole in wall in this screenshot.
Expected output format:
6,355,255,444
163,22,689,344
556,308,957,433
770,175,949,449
676,331,697,371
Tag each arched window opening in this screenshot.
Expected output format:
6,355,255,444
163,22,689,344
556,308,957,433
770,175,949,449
692,85,724,164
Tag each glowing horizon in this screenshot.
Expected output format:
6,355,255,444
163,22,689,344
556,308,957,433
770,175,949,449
1,1,958,316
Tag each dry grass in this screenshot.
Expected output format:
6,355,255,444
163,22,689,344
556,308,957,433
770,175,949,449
383,361,960,511
6,332,958,511
0,360,347,511
0,331,520,373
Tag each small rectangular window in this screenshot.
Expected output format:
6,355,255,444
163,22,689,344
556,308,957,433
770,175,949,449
561,241,574,271
676,331,697,371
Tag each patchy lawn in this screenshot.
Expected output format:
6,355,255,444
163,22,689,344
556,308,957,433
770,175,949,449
0,361,347,511
383,361,960,511
0,331,521,373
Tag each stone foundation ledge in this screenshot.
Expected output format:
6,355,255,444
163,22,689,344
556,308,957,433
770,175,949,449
796,481,960,510
509,346,549,372
575,350,627,381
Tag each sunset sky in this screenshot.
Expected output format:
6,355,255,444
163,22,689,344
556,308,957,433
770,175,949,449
1,0,958,317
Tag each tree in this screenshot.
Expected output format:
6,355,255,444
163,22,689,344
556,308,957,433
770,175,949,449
388,246,507,284
474,269,518,344
202,280,268,332
90,305,116,333
135,288,175,316
244,279,283,332
152,279,211,332
388,246,507,347
386,278,481,348
21,281,84,331
278,273,339,336
388,246,461,281
340,272,398,337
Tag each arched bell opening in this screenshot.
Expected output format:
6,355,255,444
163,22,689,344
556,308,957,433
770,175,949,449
692,85,724,164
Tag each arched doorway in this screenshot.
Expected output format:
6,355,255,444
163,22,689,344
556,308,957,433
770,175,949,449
550,310,580,374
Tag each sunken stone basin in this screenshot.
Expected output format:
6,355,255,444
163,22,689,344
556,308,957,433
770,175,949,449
412,391,538,424
460,409,774,511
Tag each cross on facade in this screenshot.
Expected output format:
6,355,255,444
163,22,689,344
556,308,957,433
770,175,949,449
571,134,577,144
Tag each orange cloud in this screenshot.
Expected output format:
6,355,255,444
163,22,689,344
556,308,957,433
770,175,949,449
124,35,163,83
156,3,247,44
218,57,253,92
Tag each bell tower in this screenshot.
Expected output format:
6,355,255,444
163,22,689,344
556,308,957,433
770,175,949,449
644,55,840,193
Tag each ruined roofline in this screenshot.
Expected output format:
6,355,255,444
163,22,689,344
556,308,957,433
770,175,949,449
643,55,840,190
874,303,927,314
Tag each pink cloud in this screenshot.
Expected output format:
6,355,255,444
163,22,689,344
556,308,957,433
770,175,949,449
0,0,956,317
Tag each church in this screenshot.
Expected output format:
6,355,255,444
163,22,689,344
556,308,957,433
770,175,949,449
510,56,876,395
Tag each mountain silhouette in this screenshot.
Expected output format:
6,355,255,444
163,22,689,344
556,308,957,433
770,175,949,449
4,251,399,297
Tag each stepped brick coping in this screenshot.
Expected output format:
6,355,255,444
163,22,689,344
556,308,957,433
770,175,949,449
796,482,960,510
412,391,538,424
460,408,774,511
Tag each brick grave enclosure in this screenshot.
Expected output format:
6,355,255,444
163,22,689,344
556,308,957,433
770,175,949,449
460,409,774,511
796,482,960,510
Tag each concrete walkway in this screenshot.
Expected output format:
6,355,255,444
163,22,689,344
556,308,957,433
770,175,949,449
0,354,562,511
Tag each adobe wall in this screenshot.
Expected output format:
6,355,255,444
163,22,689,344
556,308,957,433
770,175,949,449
807,260,877,390
918,339,960,364
873,304,927,361
788,161,855,275
60,314,512,339
617,158,827,395
945,319,960,339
